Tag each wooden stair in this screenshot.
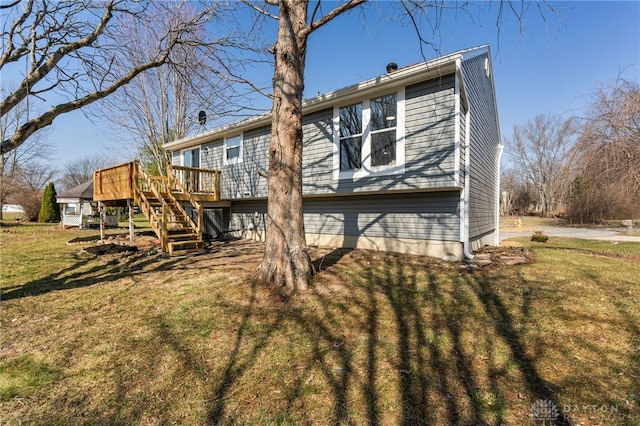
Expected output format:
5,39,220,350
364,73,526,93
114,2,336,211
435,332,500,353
93,161,221,256
134,169,205,256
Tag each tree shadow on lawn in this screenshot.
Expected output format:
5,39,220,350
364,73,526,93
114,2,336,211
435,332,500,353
163,251,636,425
0,250,181,301
201,251,584,425
16,248,635,425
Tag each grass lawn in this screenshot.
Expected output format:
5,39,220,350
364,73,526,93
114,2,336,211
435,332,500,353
1,223,639,425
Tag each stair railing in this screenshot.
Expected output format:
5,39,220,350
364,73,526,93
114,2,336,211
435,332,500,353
133,163,170,244
167,165,203,241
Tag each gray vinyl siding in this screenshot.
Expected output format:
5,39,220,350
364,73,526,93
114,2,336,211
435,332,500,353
462,53,500,240
201,139,224,170
165,47,501,254
299,75,457,195
226,126,269,199
302,108,334,194
404,75,457,188
228,192,460,242
229,200,267,232
304,192,460,241
200,127,270,200
172,151,180,166
197,76,457,199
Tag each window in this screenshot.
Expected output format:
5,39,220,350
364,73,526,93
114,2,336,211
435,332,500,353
370,94,397,167
333,89,405,179
182,147,200,168
339,103,363,171
224,134,242,165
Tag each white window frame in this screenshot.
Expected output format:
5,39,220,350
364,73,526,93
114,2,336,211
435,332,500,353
338,102,364,172
333,88,405,180
224,134,243,165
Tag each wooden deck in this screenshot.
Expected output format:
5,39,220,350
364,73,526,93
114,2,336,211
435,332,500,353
93,161,223,255
93,162,222,205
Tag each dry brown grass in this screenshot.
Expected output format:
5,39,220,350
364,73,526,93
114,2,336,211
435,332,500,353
1,224,639,425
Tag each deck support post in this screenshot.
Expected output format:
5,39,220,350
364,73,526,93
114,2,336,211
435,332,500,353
161,203,168,253
99,202,105,242
128,200,134,245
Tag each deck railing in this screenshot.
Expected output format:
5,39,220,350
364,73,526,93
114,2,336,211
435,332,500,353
169,165,220,198
94,162,221,202
93,161,136,202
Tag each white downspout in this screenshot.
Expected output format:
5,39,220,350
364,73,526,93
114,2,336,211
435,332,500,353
495,144,504,246
462,105,474,260
456,58,474,260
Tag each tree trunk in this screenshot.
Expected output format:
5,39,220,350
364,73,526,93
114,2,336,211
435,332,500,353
258,0,312,290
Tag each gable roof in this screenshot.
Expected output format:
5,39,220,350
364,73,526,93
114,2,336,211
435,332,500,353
165,45,491,152
56,180,94,202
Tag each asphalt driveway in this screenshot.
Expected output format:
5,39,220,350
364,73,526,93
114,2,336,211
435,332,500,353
499,226,640,243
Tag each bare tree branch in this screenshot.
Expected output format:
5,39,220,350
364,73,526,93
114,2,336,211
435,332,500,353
303,0,367,36
1,0,117,117
567,78,640,222
0,0,223,155
0,0,20,9
506,114,574,217
241,0,278,20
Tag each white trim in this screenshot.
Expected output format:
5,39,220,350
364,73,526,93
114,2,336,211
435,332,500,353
332,106,341,180
333,88,406,181
361,98,372,171
396,88,406,174
223,134,243,166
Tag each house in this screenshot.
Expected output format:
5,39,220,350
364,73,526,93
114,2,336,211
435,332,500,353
56,180,118,228
165,45,502,260
93,45,502,259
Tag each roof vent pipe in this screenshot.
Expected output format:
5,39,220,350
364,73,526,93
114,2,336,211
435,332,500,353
386,62,398,73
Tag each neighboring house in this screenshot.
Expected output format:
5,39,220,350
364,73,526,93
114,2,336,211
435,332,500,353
1,204,25,213
56,180,118,228
137,45,501,260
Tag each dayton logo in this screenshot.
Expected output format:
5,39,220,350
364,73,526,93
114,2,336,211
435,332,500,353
529,399,559,425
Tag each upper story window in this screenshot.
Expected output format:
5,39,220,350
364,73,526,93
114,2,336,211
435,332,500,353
370,94,397,167
182,147,200,168
333,89,405,179
339,103,363,171
224,134,242,165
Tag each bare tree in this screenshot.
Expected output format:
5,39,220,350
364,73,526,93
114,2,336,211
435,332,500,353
249,0,556,290
567,78,640,222
0,0,221,154
12,160,56,221
0,90,52,219
500,168,536,216
248,0,366,290
58,154,112,191
506,114,574,218
96,2,254,176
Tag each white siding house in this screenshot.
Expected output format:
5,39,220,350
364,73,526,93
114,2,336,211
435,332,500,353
56,180,96,228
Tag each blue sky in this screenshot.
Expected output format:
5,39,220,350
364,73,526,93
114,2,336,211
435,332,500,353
14,0,640,172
